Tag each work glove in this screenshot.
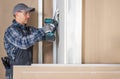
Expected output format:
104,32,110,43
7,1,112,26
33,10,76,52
42,24,54,33
1,56,11,70
42,25,56,42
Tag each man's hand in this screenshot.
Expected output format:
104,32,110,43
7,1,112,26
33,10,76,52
42,24,54,33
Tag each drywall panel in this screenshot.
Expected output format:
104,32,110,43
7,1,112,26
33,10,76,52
14,64,120,79
55,0,82,64
0,0,38,79
83,0,120,63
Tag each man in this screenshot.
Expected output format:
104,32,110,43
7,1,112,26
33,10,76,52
3,3,56,79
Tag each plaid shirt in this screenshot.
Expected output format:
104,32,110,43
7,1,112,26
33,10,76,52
4,20,45,64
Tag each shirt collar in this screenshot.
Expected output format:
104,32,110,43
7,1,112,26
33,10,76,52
12,19,27,30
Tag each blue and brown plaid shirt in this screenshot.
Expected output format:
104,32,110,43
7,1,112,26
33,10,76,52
4,20,45,64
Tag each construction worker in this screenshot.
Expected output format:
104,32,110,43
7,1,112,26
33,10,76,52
3,3,56,79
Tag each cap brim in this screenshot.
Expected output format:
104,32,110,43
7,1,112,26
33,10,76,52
26,7,35,12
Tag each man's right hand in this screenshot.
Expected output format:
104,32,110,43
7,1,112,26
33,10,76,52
42,25,54,33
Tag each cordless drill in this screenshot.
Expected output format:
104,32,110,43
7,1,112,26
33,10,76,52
44,18,58,41
44,18,58,33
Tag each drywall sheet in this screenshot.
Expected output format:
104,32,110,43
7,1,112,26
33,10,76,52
83,0,120,63
14,64,120,79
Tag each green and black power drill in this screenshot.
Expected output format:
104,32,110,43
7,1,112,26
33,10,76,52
44,18,58,42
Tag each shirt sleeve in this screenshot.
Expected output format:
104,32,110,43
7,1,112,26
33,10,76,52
5,26,45,49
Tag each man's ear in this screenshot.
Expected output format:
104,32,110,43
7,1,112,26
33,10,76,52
15,12,19,17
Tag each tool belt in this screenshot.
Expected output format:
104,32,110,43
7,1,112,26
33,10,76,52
1,56,11,70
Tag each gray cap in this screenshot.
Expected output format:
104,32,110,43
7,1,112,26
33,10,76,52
13,3,35,15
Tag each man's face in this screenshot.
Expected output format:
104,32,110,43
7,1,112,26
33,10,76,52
15,10,31,25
